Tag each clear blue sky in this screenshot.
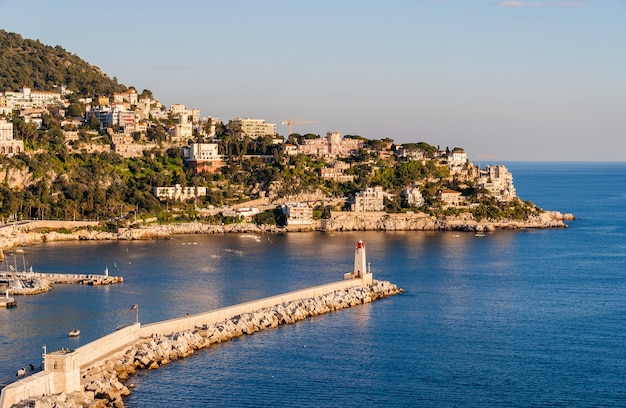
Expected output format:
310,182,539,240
1,0,624,161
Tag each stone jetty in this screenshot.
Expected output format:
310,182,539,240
10,280,402,408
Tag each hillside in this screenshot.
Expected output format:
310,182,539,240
0,29,126,96
0,30,555,232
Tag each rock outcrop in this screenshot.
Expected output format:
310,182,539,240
0,209,575,253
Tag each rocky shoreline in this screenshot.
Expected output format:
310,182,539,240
21,280,403,408
0,210,575,252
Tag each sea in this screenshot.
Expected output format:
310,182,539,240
1,162,625,407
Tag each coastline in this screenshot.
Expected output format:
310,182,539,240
0,210,575,252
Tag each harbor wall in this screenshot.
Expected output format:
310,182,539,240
1,275,372,408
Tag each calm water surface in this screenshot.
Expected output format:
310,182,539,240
1,162,625,407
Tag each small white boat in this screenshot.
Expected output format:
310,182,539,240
69,329,80,337
16,367,25,377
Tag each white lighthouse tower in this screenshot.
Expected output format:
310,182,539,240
344,240,373,283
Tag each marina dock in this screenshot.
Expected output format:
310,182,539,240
0,271,124,296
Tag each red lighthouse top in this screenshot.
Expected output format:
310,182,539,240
357,240,365,249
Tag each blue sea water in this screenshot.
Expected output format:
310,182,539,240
1,162,625,407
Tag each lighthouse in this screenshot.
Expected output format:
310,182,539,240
354,240,367,278
344,240,372,283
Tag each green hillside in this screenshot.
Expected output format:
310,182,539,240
0,29,126,96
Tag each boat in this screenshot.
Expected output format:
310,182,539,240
16,367,25,377
69,329,80,337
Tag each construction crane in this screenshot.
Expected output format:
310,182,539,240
280,118,318,135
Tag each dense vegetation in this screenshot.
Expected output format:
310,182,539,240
0,30,126,96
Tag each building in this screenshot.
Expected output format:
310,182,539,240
401,185,425,207
447,149,468,167
111,134,158,158
222,207,260,218
281,203,313,225
113,89,138,105
87,104,136,129
0,118,24,156
182,142,225,174
152,184,207,202
2,87,62,109
437,190,465,207
170,113,193,141
298,132,364,158
319,164,354,183
478,164,517,201
228,118,276,139
352,186,385,212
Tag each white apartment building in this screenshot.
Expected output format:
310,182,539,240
353,186,385,212
170,113,193,141
228,118,276,139
2,87,62,109
478,164,517,201
402,185,425,207
281,203,313,225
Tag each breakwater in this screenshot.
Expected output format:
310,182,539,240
1,278,403,408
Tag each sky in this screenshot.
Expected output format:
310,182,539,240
1,0,624,161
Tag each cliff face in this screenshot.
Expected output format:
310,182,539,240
0,211,575,251
319,210,574,232
0,166,33,189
